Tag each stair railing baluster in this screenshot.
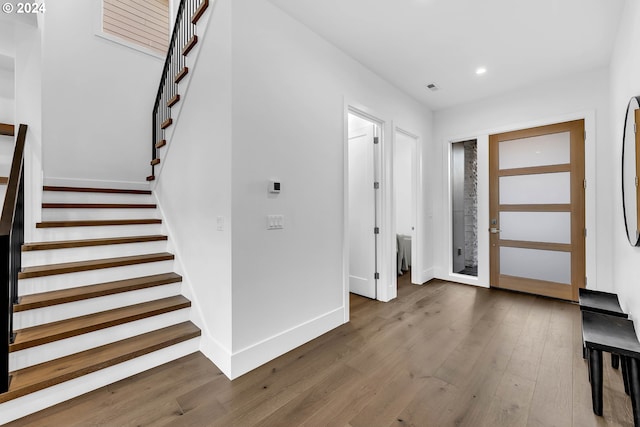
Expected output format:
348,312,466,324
1,124,27,393
151,0,189,180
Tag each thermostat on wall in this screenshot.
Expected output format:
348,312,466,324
269,180,281,193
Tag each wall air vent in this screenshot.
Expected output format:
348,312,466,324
426,83,439,91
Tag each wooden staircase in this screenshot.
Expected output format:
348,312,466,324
0,185,200,415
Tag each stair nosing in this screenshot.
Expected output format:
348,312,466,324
42,203,157,209
22,235,168,251
0,322,201,403
18,252,175,279
36,219,162,228
10,295,191,352
43,186,152,195
14,272,182,312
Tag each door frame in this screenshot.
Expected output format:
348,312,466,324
442,110,597,291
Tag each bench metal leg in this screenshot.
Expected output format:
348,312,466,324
588,348,603,416
613,353,620,369
629,358,640,427
623,356,631,396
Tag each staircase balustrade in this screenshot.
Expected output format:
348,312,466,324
151,0,204,180
1,124,27,393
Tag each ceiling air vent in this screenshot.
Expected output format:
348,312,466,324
426,83,439,91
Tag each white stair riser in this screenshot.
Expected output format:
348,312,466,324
41,208,161,221
0,338,200,425
42,192,156,205
33,223,163,241
19,260,175,295
22,240,169,267
9,308,191,371
14,282,182,329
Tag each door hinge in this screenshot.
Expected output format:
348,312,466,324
373,136,379,145
584,228,587,237
585,276,588,286
635,123,637,133
584,179,587,189
584,131,587,141
374,227,380,234
374,272,380,280
374,182,380,189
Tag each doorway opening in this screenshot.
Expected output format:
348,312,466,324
394,129,418,285
347,112,381,300
451,139,478,277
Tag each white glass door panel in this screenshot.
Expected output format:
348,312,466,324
500,247,571,284
499,173,570,205
489,120,585,301
500,212,571,244
499,132,570,169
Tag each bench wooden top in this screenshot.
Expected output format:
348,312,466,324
579,288,627,318
582,311,640,358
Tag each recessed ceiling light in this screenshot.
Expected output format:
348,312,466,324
476,67,487,75
426,83,439,91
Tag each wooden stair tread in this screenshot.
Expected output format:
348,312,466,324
167,94,180,108
151,158,160,166
36,219,162,228
0,322,200,403
23,235,168,251
0,177,8,185
43,186,151,195
42,203,157,209
146,175,156,182
19,252,175,279
0,123,15,136
10,296,191,352
156,139,167,149
192,0,209,24
14,273,182,312
161,118,173,129
182,35,198,56
175,67,189,83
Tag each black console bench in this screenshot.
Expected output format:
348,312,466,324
579,288,628,369
582,310,640,426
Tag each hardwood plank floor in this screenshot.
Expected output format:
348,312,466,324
7,275,634,426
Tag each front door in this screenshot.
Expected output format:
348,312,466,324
489,120,585,301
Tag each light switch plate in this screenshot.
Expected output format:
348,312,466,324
267,215,284,229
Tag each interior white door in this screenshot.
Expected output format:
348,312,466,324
349,124,377,299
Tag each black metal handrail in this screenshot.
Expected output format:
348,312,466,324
1,124,27,393
151,0,202,179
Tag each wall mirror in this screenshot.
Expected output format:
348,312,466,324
622,95,640,246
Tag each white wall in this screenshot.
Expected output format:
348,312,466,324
40,0,163,185
229,0,433,377
152,0,233,375
0,66,14,124
610,0,640,322
433,67,611,290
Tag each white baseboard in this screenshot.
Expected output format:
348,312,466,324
199,332,232,379
43,177,150,191
229,306,345,380
420,267,434,284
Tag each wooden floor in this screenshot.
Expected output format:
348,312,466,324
8,275,635,426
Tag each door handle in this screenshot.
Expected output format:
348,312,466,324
489,228,501,234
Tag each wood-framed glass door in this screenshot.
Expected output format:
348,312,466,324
489,119,585,301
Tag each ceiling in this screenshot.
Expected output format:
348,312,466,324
267,0,626,111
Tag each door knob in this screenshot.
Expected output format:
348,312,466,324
489,228,501,234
